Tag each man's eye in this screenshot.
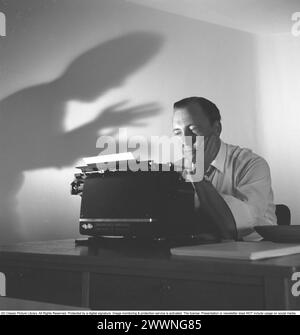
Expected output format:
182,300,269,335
190,127,202,134
173,130,182,136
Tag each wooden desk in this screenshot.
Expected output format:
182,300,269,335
0,239,299,310
0,296,89,311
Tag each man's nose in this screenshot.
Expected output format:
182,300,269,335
183,129,196,146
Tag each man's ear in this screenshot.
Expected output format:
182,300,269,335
213,121,222,136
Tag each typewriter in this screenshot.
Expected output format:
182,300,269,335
71,153,199,242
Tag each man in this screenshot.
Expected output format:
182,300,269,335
172,97,276,241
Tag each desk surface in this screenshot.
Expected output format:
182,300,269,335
0,296,88,311
1,239,300,310
0,238,300,277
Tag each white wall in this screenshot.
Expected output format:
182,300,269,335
0,0,263,242
255,34,300,225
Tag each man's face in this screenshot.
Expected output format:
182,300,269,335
173,103,216,149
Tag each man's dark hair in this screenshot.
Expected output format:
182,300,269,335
173,97,221,126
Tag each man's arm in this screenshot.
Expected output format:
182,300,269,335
219,157,276,240
192,156,275,241
186,133,238,240
192,179,238,240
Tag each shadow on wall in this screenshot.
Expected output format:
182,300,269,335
0,32,163,243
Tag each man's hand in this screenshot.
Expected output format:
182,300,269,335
70,173,86,196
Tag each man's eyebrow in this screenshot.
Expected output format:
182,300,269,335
173,124,195,131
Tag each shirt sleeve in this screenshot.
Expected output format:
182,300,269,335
220,157,276,240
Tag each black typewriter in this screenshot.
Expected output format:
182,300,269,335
71,154,202,243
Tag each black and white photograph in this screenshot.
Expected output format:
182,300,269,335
0,0,300,320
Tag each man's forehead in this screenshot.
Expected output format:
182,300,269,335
173,104,207,124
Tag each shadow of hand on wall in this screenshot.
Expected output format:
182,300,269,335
0,32,163,242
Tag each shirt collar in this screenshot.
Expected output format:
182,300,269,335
210,139,226,173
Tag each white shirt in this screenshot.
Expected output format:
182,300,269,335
205,140,277,241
